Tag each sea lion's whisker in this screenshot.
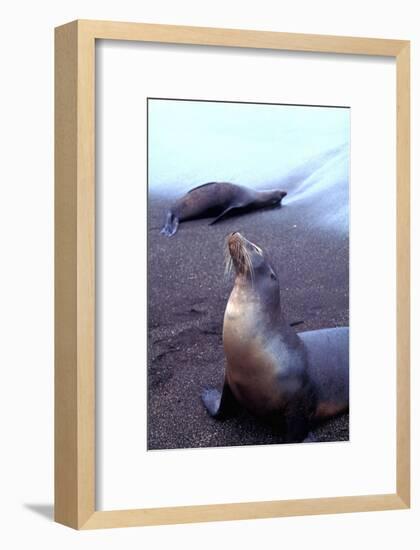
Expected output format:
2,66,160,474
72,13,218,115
224,237,235,277
224,256,233,277
243,246,254,284
224,234,255,283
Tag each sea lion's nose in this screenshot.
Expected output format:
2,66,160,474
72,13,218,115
229,231,243,242
228,231,242,247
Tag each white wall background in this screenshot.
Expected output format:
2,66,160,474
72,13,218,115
0,0,417,548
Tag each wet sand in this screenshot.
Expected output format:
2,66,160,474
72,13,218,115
147,195,349,450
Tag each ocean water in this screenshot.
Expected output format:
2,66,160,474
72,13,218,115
148,99,349,232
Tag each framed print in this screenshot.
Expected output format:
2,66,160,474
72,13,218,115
55,20,410,529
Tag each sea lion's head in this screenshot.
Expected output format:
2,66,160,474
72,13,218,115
271,189,288,205
225,232,280,309
256,189,287,208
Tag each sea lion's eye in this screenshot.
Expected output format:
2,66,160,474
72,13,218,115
270,272,277,281
253,245,262,255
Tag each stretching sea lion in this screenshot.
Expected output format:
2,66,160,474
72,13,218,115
160,182,287,237
202,232,349,443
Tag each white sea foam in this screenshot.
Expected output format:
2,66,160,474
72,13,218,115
282,145,349,232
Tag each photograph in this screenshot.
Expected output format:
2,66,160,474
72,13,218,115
48,11,412,535
147,98,350,450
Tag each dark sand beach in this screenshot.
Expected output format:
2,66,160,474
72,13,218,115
147,193,349,450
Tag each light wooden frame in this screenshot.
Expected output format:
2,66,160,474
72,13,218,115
55,19,410,530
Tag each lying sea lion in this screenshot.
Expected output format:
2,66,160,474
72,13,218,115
160,182,287,237
202,232,349,443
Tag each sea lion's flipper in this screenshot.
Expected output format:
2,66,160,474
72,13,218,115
160,212,179,237
280,393,316,443
282,409,311,443
202,380,238,419
303,431,318,443
209,207,238,225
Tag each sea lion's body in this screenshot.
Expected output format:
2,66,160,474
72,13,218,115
161,182,287,237
202,233,349,442
300,328,349,420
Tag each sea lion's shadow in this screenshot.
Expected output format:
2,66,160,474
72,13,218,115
213,406,349,446
205,202,284,225
211,405,285,446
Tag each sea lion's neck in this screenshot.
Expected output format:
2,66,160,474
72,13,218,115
223,280,284,341
254,189,275,205
224,277,305,350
